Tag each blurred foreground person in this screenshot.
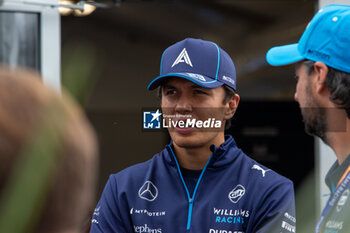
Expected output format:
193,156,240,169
0,68,98,233
267,4,350,233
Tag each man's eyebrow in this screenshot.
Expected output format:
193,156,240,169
190,84,205,89
162,84,176,89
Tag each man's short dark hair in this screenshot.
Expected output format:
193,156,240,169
303,60,350,118
157,82,236,130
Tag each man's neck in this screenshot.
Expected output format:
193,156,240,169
173,135,225,170
326,119,350,165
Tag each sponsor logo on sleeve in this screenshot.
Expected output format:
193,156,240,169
284,212,296,223
91,206,100,224
281,221,296,233
138,181,159,202
228,185,245,203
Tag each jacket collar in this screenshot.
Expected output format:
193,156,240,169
163,135,241,168
325,154,350,193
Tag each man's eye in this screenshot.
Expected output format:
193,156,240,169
165,90,176,95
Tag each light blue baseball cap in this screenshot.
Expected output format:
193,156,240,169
266,4,350,73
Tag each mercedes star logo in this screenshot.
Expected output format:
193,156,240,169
138,181,158,202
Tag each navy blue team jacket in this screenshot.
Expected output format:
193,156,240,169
90,136,296,233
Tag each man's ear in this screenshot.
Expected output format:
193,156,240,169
224,94,240,120
314,62,329,94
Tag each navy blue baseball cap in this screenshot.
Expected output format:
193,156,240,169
147,38,237,90
266,4,350,73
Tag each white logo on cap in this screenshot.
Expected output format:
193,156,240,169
171,48,193,68
187,73,206,81
222,75,235,85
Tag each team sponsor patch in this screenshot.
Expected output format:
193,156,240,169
138,181,158,202
281,221,295,233
222,75,235,85
284,212,296,223
134,224,162,233
228,185,245,203
186,73,206,81
91,206,100,224
209,229,244,233
213,208,249,225
130,208,166,217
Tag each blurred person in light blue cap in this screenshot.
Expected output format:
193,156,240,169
266,4,350,233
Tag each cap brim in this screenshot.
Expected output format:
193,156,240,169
147,73,223,90
266,43,304,66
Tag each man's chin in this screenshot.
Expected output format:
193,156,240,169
171,132,203,148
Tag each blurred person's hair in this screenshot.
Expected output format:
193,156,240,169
0,68,98,233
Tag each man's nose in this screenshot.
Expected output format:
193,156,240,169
294,91,298,102
175,95,192,113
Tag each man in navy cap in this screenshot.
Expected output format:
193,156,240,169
91,38,296,233
266,4,350,233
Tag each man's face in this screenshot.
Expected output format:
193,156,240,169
160,77,233,149
295,62,326,140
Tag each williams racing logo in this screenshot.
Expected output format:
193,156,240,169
213,208,249,225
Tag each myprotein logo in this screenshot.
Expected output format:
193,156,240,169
228,185,245,203
130,208,166,217
134,224,162,233
138,181,158,202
